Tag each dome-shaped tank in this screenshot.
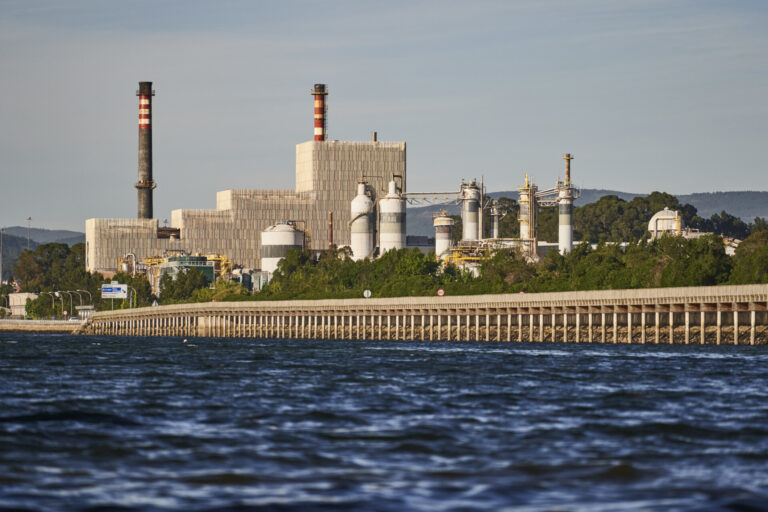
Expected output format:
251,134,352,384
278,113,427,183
260,222,304,273
379,180,406,254
350,183,375,260
648,207,682,240
433,211,454,260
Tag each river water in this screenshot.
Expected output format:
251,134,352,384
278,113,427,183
1,334,768,511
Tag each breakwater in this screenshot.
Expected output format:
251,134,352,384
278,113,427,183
0,319,83,334
84,284,768,344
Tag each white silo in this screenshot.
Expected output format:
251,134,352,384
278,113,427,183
379,180,406,254
260,222,304,274
350,182,375,260
460,180,481,241
433,211,455,260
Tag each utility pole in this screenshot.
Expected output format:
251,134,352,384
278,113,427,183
0,227,3,284
26,217,32,250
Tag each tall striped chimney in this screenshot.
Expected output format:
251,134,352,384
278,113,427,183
135,81,156,219
312,83,327,141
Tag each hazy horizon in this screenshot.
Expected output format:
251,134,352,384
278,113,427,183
2,0,766,231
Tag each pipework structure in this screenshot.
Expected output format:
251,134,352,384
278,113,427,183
135,82,156,219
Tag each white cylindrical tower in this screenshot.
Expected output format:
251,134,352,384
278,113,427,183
518,174,532,240
490,201,502,239
260,222,304,273
350,182,375,260
558,189,573,254
433,211,454,260
379,180,406,254
460,180,481,241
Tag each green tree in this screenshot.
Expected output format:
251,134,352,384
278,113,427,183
729,230,768,284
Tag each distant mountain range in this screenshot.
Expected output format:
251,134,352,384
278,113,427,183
406,189,768,236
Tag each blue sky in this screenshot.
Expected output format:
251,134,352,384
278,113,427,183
1,0,766,230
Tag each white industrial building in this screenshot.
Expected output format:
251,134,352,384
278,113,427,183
86,84,406,275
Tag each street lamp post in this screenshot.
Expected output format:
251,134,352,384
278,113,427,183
77,289,92,304
70,290,83,306
127,286,138,308
61,291,75,318
55,292,64,318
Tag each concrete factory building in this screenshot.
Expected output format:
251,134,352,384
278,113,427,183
86,83,406,275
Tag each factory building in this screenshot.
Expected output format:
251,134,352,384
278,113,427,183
86,83,406,275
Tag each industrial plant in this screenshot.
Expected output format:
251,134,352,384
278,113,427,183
86,81,595,285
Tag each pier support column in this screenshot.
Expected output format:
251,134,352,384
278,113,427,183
539,313,544,342
734,310,739,345
717,310,721,345
641,312,646,344
601,313,606,343
438,314,443,341
529,314,533,342
518,313,523,342
612,312,618,344
701,311,705,344
669,312,674,344
588,313,593,343
564,311,568,343
751,310,756,345
627,312,632,344
575,313,580,343
551,313,556,342
447,314,452,341
685,311,690,344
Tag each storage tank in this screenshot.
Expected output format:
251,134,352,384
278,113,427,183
260,222,304,273
379,180,406,254
490,201,502,239
350,182,375,260
433,211,454,260
460,180,481,241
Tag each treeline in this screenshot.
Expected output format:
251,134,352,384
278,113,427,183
9,243,154,318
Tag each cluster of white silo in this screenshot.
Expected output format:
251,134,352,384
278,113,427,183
349,180,407,260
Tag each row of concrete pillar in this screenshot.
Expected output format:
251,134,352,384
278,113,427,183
90,310,766,345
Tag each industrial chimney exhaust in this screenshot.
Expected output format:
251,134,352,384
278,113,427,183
312,84,328,141
135,81,156,219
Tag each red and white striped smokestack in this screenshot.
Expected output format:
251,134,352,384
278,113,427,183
312,84,327,141
135,81,156,219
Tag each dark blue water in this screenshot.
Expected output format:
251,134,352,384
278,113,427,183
2,334,768,511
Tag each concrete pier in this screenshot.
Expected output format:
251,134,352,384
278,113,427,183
83,285,768,345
